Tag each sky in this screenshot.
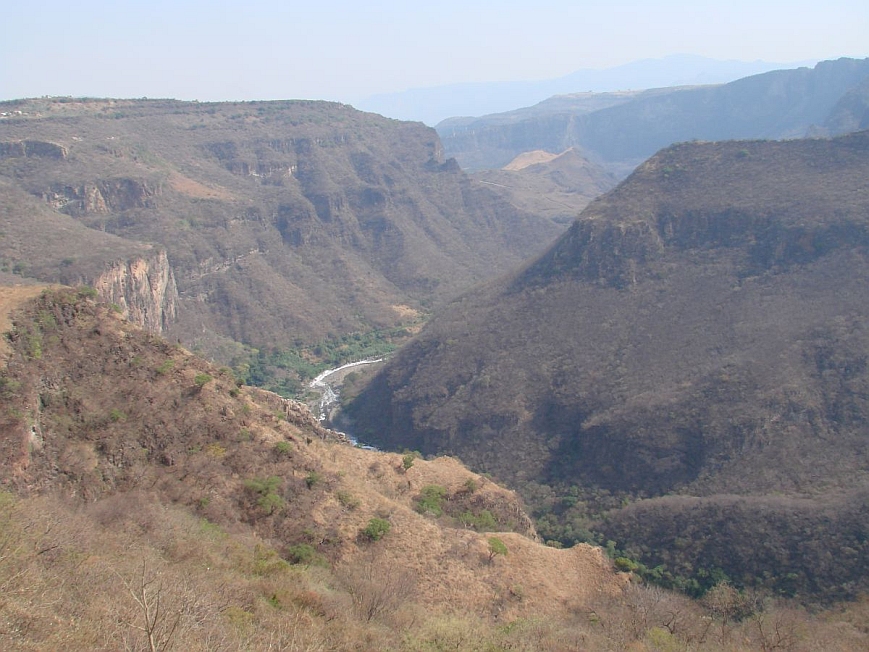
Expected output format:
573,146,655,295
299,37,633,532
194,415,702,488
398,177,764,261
2,0,868,105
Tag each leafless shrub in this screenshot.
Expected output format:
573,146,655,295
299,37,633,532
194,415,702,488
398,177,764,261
337,551,417,623
114,560,192,652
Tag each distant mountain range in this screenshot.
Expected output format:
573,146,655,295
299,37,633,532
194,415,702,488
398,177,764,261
357,55,816,126
438,57,869,175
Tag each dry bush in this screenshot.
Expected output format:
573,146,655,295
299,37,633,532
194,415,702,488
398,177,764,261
336,550,417,624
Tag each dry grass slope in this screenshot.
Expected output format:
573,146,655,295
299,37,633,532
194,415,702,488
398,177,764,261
0,287,643,650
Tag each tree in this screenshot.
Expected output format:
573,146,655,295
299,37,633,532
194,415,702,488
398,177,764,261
487,537,507,563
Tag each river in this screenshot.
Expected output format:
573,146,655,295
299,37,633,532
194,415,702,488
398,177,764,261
308,358,383,448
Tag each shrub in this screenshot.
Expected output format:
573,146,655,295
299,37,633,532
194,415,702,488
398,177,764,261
205,443,226,458
194,372,213,387
77,285,99,299
415,485,447,517
614,557,639,573
155,358,175,375
336,490,360,510
401,452,415,472
458,509,497,531
274,440,292,455
286,543,327,567
305,471,322,489
244,476,284,515
361,518,391,541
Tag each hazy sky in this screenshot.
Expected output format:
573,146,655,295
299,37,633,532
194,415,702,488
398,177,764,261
2,0,867,104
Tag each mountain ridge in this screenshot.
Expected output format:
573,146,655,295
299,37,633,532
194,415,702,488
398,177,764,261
358,54,813,125
347,130,869,598
438,57,869,174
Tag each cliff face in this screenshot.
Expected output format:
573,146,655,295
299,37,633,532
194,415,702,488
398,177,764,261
0,140,67,160
44,178,161,216
91,249,178,334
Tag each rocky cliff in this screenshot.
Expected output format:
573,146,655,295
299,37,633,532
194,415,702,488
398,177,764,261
91,248,178,334
0,139,67,160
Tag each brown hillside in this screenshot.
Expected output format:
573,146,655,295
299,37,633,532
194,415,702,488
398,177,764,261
348,131,869,599
0,98,564,360
0,288,629,649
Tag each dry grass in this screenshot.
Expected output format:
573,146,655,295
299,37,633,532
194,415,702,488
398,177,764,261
167,172,235,201
503,150,561,171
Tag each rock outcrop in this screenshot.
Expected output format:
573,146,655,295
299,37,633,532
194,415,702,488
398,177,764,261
44,178,161,216
91,249,178,334
0,140,67,160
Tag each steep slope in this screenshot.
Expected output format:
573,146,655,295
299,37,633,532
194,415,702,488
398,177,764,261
439,57,869,175
0,287,627,649
349,131,869,599
0,98,563,356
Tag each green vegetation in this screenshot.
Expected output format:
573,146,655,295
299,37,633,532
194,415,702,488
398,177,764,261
361,517,391,541
335,490,360,510
286,543,327,567
401,452,416,471
243,476,285,515
76,286,99,299
415,485,447,517
487,536,508,562
235,324,417,398
274,440,292,455
155,358,175,375
458,509,497,531
304,471,322,489
193,372,213,387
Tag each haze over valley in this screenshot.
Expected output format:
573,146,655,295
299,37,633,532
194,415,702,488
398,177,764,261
3,1,869,646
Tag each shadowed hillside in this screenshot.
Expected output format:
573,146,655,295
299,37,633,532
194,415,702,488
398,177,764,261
348,131,869,600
